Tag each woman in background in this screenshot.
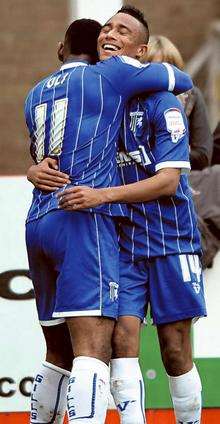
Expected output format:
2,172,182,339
146,35,213,170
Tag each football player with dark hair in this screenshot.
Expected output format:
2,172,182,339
25,9,193,424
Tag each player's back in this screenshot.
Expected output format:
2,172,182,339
25,61,124,188
25,60,128,221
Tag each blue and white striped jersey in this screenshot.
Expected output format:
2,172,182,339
24,56,192,222
118,91,201,259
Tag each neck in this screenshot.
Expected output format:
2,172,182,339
63,53,91,64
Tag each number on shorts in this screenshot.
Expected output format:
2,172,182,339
179,254,202,283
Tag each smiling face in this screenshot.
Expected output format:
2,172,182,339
97,12,148,62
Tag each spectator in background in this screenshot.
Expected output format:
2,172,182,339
146,35,213,170
212,121,220,165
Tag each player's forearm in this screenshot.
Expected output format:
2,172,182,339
173,68,193,95
100,170,180,204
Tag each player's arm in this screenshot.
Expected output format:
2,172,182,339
27,158,70,192
122,60,193,97
99,56,193,98
57,168,180,209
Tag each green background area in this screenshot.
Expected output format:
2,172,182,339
139,324,220,408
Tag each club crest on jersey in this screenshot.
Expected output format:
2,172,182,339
109,282,119,301
164,108,186,143
192,282,201,294
130,111,144,134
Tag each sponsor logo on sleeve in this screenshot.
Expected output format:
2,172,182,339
164,108,186,143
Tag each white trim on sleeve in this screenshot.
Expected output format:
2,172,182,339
162,63,175,91
120,55,149,68
155,161,191,174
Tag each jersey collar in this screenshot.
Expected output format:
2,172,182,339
60,61,89,71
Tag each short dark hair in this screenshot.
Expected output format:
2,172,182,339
64,19,102,64
117,5,149,43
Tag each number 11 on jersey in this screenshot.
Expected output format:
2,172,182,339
34,98,68,163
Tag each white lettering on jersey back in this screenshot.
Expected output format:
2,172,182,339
164,108,186,143
46,73,69,89
120,56,150,68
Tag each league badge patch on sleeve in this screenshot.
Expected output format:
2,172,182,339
164,108,186,143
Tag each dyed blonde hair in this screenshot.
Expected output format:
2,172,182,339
146,35,185,70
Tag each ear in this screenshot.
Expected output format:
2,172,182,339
136,44,148,62
57,42,64,62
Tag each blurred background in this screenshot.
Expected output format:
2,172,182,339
1,1,220,422
1,0,220,174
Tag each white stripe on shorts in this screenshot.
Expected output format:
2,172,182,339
53,310,102,318
40,318,65,326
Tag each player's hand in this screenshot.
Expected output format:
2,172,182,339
57,186,106,210
27,158,71,192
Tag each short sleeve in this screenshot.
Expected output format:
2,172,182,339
150,93,191,174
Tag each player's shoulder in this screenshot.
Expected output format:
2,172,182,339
25,75,50,103
26,69,59,99
145,91,184,116
116,55,150,68
147,90,180,103
94,55,150,70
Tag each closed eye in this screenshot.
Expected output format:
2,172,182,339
101,24,111,33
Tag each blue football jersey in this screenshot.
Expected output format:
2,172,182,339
24,56,192,222
118,91,201,260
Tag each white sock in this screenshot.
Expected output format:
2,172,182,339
67,356,110,423
168,364,202,424
30,361,70,423
110,358,146,424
